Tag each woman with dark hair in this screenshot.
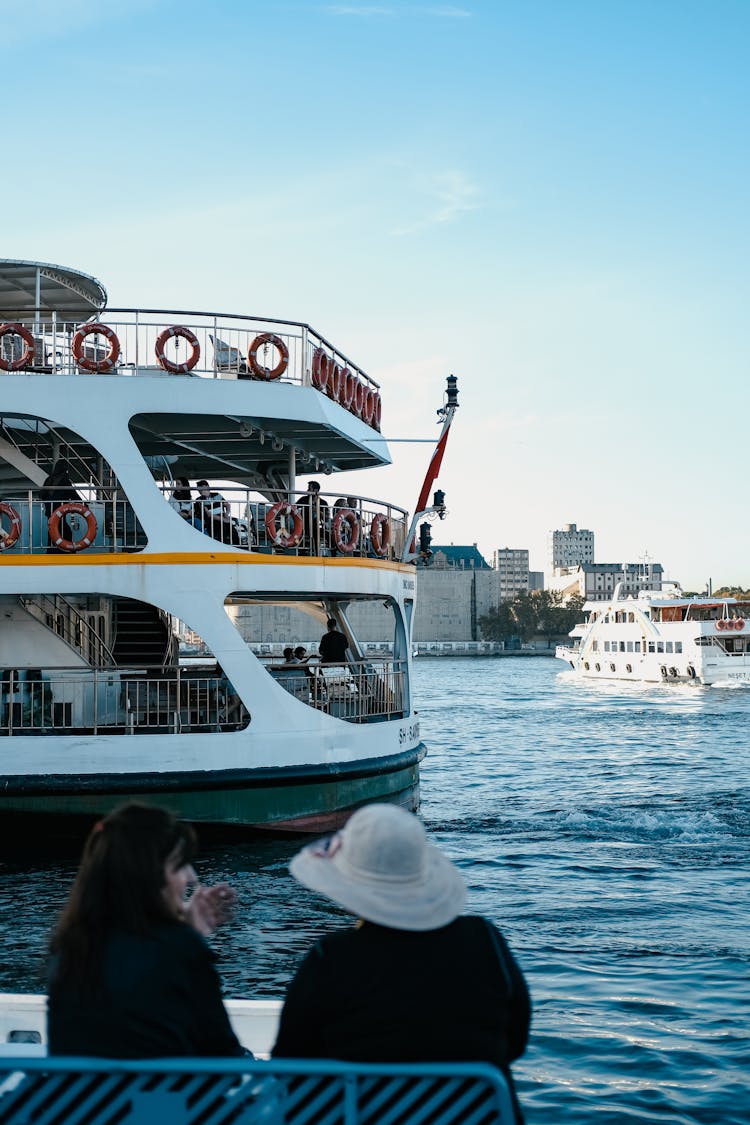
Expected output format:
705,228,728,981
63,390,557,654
47,802,244,1058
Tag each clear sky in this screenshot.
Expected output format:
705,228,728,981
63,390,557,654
3,0,748,589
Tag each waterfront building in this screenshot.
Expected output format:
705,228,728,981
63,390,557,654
549,523,595,575
493,548,530,600
547,562,664,602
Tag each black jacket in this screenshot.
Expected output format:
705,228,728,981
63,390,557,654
47,921,243,1058
273,916,531,1120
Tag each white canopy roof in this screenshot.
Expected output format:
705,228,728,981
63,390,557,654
0,259,106,320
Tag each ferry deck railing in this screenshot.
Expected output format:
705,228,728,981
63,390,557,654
0,657,407,735
0,488,407,561
0,309,380,393
0,1056,515,1125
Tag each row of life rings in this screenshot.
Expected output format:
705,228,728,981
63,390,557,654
264,503,391,556
0,501,98,553
311,347,382,430
717,617,745,631
0,321,291,379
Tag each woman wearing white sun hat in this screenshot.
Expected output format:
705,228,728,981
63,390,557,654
272,803,531,1123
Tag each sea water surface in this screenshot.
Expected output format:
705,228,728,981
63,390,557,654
2,657,748,1124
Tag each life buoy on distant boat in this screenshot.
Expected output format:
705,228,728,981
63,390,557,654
716,618,728,631
0,323,35,370
265,501,303,549
48,502,98,552
687,665,696,678
660,665,668,678
370,513,391,557
328,362,342,401
72,323,120,372
248,333,288,380
734,618,745,631
669,667,678,678
155,326,201,373
0,502,22,550
362,387,376,426
352,379,365,418
332,509,360,554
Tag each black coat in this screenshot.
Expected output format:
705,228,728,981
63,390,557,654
47,921,243,1059
273,916,531,1121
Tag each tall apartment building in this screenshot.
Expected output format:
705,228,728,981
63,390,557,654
550,523,594,574
493,548,530,600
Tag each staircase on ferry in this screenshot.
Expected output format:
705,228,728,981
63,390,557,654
112,598,176,667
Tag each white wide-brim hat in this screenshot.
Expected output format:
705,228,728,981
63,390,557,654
289,803,467,931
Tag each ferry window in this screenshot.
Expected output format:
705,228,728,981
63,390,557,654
675,642,683,653
657,642,664,653
619,641,625,652
666,642,673,654
648,642,655,653
628,613,634,623
604,641,610,652
626,641,633,652
592,640,598,651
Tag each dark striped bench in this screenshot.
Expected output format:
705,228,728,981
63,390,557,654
0,1055,514,1124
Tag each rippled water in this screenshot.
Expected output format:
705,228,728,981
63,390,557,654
2,657,748,1124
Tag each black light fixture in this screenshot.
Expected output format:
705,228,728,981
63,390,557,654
445,374,459,408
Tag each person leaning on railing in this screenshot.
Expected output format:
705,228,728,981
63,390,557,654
47,802,245,1059
272,804,531,1124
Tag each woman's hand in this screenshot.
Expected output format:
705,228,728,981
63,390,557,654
184,882,236,937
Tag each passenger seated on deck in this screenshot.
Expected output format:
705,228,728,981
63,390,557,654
47,802,245,1059
194,480,241,545
273,803,531,1124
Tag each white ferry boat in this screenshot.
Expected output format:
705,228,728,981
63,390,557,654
556,584,750,685
0,259,455,830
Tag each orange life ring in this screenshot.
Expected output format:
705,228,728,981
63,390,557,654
72,323,121,372
48,502,98,552
370,513,391,557
734,618,745,631
362,386,376,426
248,333,289,380
332,508,360,554
373,392,382,431
328,362,342,400
155,326,201,373
716,619,728,631
0,502,22,550
339,367,355,409
352,379,365,418
265,501,303,549
0,323,35,371
311,347,329,391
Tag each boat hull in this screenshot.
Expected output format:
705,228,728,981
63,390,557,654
0,745,425,832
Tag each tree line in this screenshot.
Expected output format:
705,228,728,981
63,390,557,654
478,590,584,642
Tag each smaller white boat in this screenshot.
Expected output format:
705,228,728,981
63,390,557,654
556,584,750,685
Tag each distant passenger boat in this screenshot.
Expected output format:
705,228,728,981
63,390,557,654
556,583,750,685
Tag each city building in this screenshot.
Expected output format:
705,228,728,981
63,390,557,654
493,548,530,600
547,562,664,602
549,523,594,575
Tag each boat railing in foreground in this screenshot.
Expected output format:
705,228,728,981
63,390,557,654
0,308,379,391
0,658,406,735
0,1055,515,1125
0,488,407,560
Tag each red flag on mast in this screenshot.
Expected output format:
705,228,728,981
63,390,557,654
413,421,452,520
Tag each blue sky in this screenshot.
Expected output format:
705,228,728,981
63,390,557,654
2,1,748,588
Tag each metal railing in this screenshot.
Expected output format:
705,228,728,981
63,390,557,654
0,486,406,559
0,668,249,736
0,309,379,390
21,594,116,668
259,656,407,722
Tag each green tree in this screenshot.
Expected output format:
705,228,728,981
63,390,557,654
477,601,516,640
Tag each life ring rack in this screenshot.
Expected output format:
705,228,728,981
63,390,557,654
265,501,303,549
332,509,360,554
0,323,35,370
0,502,22,550
48,502,98,553
72,323,121,373
370,513,391,557
155,326,201,373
